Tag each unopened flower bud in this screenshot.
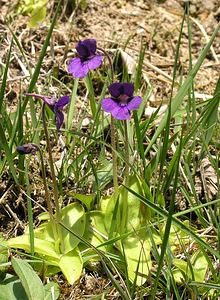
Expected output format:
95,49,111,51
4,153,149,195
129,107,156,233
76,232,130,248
16,143,39,155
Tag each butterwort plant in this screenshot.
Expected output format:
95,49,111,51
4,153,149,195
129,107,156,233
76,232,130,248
68,39,103,78
101,82,142,233
101,82,142,194
67,37,152,284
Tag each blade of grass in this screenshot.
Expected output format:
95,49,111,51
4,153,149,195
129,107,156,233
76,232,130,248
84,74,96,118
0,122,18,184
16,93,25,184
145,20,220,155
67,78,79,130
151,133,183,298
0,39,13,112
201,76,220,152
155,5,185,216
21,0,62,135
134,38,146,92
7,27,40,143
189,282,220,290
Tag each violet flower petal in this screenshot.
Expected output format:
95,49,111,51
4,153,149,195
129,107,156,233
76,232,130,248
16,145,32,155
87,55,103,70
122,83,134,97
55,95,70,110
68,57,90,78
108,83,123,98
54,96,69,130
55,111,64,130
76,39,97,57
84,39,97,54
41,96,56,108
76,42,90,57
25,93,55,108
17,144,38,155
101,98,119,112
127,96,142,111
108,83,134,98
111,106,131,120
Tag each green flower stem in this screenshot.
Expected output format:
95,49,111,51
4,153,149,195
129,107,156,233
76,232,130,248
24,160,35,256
124,120,130,186
110,115,119,195
97,47,114,83
98,47,119,195
42,103,63,252
120,120,129,233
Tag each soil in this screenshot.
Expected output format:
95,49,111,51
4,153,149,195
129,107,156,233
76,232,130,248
0,0,220,299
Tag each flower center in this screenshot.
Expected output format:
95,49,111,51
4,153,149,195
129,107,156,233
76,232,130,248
81,54,95,62
118,94,130,106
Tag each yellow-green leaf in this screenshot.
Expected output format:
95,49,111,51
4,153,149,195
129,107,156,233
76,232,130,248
59,248,83,284
123,231,152,286
61,203,86,253
28,6,46,27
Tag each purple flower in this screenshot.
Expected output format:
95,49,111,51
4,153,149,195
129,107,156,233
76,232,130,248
17,143,39,155
68,39,103,78
26,93,70,130
101,83,142,120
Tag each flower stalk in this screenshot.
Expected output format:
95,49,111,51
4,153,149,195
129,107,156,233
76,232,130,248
42,103,63,252
24,160,35,256
97,46,119,196
124,120,130,184
120,120,129,233
35,144,58,242
97,47,114,83
110,115,119,194
103,49,119,195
